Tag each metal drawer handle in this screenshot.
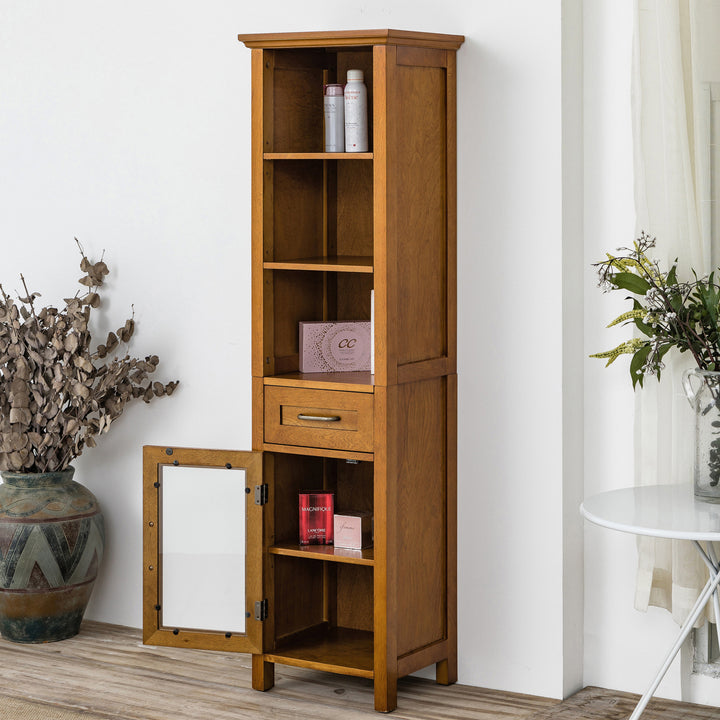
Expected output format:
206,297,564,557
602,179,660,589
297,413,341,422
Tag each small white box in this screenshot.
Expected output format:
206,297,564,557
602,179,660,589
299,321,371,373
333,512,373,550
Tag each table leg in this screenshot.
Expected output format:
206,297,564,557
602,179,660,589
706,543,720,650
692,541,720,653
629,570,720,720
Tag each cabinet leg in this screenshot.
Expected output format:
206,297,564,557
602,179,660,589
251,654,275,691
374,675,398,713
436,658,457,686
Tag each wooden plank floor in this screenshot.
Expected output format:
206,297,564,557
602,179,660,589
0,622,555,719
0,622,717,719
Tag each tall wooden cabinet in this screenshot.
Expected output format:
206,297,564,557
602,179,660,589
143,29,462,713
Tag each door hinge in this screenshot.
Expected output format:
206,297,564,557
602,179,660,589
254,598,269,621
254,483,269,505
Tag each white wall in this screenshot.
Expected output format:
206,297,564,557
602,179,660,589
0,0,581,701
583,0,720,707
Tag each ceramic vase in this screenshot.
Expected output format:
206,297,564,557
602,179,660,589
0,466,104,642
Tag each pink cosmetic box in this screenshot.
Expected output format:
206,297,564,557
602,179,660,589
299,321,371,373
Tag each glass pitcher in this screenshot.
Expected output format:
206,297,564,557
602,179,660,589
683,369,720,502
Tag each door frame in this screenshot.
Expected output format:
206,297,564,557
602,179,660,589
142,445,263,654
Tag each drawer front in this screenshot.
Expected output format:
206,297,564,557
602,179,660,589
264,386,373,453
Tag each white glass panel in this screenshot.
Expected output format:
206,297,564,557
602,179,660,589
160,465,246,633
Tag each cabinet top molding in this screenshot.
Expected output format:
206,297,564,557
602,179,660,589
237,29,464,50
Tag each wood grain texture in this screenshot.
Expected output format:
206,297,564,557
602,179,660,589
262,443,373,462
263,152,374,160
393,62,448,368
251,48,271,378
1,625,716,719
141,446,263,654
271,61,324,152
238,29,465,51
263,371,375,392
373,43,393,389
395,378,446,657
442,373,458,685
336,159,375,257
269,626,374,678
372,384,398,712
241,31,463,709
264,256,374,273
444,51,458,376
264,386,374,453
272,556,324,641
270,542,374,566
272,161,324,260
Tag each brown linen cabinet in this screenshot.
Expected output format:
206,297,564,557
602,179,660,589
143,29,462,713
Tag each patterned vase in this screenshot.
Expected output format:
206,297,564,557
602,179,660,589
0,466,104,643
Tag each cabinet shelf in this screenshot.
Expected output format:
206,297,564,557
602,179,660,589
267,626,374,679
264,152,373,160
270,542,374,566
264,372,374,393
263,255,373,273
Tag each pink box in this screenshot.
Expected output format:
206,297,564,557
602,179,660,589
299,321,371,373
333,512,373,550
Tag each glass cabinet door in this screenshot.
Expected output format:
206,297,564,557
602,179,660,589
143,446,263,654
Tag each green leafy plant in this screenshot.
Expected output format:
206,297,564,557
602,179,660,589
592,232,720,388
593,232,720,487
0,241,178,473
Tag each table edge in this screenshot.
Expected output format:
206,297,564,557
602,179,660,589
580,498,720,542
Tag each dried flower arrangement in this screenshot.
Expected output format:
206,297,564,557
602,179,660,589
0,241,178,473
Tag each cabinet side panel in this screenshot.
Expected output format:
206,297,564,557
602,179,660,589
252,50,270,377
395,377,447,656
391,63,449,367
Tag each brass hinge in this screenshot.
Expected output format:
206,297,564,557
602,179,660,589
254,483,269,506
254,598,269,621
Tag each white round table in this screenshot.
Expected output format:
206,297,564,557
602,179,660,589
582,485,720,720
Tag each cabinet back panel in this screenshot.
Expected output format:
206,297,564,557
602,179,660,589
336,161,374,257
271,453,325,546
335,459,374,516
272,63,324,153
272,161,323,260
270,161,372,262
336,564,374,632
269,47,373,154
273,555,324,640
392,65,449,366
336,49,374,152
394,377,447,655
336,274,373,321
272,271,323,369
272,271,372,374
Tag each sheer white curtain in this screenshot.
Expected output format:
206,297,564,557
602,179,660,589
633,0,720,625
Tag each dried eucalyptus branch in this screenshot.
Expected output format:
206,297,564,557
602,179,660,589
0,242,178,473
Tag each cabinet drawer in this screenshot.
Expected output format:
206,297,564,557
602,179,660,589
264,386,373,453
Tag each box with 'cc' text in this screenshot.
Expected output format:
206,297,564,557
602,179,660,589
299,321,371,372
